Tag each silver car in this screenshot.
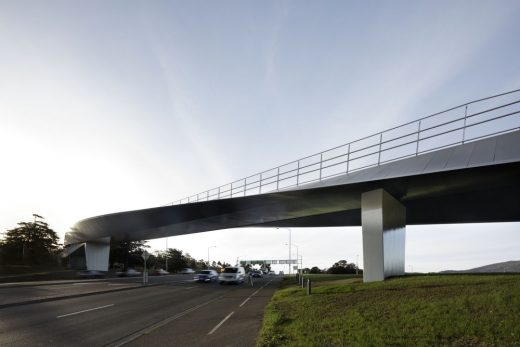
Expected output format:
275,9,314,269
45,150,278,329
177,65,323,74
194,269,219,282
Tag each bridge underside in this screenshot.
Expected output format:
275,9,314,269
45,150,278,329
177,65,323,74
64,131,520,279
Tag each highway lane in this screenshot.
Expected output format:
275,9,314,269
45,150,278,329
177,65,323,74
124,276,281,347
0,275,282,346
0,274,196,307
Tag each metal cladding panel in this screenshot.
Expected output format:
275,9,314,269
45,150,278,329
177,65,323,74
468,137,496,167
84,238,110,271
362,189,406,282
422,147,453,173
444,142,474,170
361,190,385,282
495,131,520,163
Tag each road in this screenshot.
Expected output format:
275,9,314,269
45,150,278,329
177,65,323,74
0,274,281,346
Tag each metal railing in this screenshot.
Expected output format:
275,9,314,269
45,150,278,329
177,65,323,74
170,89,520,205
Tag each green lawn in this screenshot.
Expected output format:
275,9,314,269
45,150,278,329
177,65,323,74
257,274,520,347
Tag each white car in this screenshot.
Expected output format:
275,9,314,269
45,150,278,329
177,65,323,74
181,268,195,274
219,266,246,284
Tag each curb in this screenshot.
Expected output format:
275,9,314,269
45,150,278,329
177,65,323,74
0,283,160,310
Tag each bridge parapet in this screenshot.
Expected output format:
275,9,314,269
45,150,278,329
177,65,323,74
171,89,520,205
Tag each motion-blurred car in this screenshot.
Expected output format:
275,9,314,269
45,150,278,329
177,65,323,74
117,268,141,277
194,269,219,282
154,269,169,276
219,266,246,284
77,270,106,279
181,268,195,274
250,270,263,278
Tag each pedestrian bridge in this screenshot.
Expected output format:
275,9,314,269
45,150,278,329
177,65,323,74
64,89,520,281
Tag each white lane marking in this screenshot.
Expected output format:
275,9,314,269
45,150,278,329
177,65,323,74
239,278,275,308
71,282,97,285
57,304,114,318
208,311,235,335
239,297,251,307
108,295,225,347
108,283,131,286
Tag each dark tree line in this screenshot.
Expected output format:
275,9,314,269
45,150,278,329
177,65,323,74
0,214,61,266
109,242,231,272
302,260,362,274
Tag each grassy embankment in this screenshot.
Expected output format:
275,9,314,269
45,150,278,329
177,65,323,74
257,274,520,346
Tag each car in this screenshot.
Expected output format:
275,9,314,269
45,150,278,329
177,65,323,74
77,270,106,279
194,269,219,282
181,268,195,274
219,266,246,284
154,269,169,276
250,270,263,278
117,268,142,277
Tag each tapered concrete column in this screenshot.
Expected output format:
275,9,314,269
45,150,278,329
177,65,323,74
85,237,110,271
362,189,406,282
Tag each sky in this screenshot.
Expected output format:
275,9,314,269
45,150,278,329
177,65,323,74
1,1,519,273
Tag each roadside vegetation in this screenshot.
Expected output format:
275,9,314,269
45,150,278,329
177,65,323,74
258,274,520,347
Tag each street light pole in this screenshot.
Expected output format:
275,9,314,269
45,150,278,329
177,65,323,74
277,228,292,275
208,245,216,268
285,242,299,277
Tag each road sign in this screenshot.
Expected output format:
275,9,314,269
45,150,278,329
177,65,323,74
142,250,149,261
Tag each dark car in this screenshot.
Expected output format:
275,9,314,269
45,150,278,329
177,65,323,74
77,270,106,279
250,270,263,278
116,268,141,277
194,269,219,282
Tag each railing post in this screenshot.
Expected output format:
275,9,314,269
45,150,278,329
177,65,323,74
462,105,468,144
346,144,351,174
218,186,221,199
207,191,209,201
196,194,199,202
416,120,421,155
259,173,262,194
307,279,311,296
276,167,280,191
296,160,300,186
244,178,246,196
319,153,323,180
377,132,383,165
230,182,233,198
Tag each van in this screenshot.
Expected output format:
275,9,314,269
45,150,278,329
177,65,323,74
219,266,246,284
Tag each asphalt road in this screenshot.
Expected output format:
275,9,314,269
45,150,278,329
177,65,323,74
0,275,281,346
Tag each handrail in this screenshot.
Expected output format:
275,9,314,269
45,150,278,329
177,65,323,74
168,89,520,205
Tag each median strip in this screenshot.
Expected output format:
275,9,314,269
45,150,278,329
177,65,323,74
57,304,114,318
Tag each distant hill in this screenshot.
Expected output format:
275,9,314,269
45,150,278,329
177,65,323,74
440,260,520,274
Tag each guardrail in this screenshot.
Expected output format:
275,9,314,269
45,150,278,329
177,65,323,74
170,89,520,205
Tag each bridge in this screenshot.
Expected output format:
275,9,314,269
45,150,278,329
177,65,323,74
64,89,520,282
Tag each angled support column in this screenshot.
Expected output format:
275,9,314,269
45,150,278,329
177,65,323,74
362,189,406,282
85,237,111,271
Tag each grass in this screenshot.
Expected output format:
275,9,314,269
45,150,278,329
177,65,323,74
257,274,520,347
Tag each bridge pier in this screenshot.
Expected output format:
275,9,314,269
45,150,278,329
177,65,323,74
85,237,111,271
362,189,406,282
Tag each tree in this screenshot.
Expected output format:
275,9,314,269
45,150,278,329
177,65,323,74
0,214,60,265
110,240,149,270
327,260,357,274
309,266,322,274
